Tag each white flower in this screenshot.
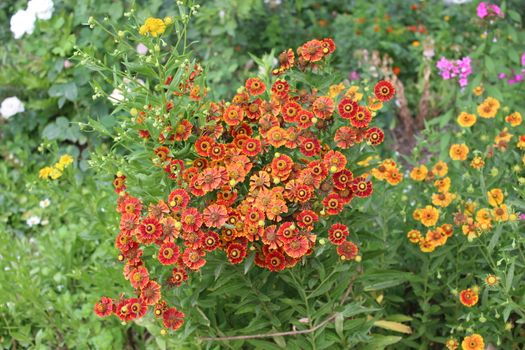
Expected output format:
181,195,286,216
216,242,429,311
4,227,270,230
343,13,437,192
10,9,36,39
136,43,148,55
1,97,25,119
26,216,41,227
27,0,54,20
39,199,51,208
108,88,124,104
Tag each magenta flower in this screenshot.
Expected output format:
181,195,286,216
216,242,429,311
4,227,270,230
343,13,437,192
436,56,472,87
348,71,360,81
477,2,503,19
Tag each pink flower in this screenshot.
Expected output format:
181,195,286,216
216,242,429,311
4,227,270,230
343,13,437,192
477,2,502,19
436,56,472,87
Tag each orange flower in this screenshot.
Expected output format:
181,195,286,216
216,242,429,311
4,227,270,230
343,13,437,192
265,126,289,148
505,111,522,127
449,144,469,161
312,96,335,119
477,97,500,118
245,77,266,96
418,206,439,227
299,39,325,62
457,112,476,127
407,229,422,243
432,192,455,207
410,165,428,181
487,188,504,207
461,334,484,350
432,161,448,178
223,105,244,126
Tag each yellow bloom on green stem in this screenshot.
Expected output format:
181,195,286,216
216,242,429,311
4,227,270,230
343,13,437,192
139,17,166,37
39,166,53,179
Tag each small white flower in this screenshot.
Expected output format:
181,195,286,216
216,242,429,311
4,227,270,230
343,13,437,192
10,9,35,39
1,97,25,119
136,43,148,55
27,0,54,20
39,198,51,208
26,216,41,227
41,219,49,226
108,88,124,104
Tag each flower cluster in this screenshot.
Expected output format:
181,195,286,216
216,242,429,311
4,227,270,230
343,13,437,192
436,56,473,87
476,2,503,20
39,154,74,180
370,158,404,186
10,0,54,39
94,37,396,332
406,96,523,252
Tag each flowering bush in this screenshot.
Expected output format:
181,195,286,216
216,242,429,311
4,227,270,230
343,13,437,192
81,9,401,337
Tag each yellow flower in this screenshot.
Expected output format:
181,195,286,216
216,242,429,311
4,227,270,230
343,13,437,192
410,165,428,181
328,83,345,98
407,229,422,243
367,96,383,111
492,204,509,222
505,111,522,127
461,334,484,350
470,156,484,170
419,239,435,252
432,192,455,207
449,144,469,161
163,16,173,25
344,86,363,101
487,188,504,207
457,112,476,127
39,166,53,179
412,40,420,47
419,205,439,227
49,168,63,180
59,154,74,166
139,17,166,37
432,161,448,178
434,177,451,193
484,274,499,287
472,85,484,96
475,208,492,226
477,97,500,118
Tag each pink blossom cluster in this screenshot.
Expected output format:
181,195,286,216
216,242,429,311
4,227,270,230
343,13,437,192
498,52,525,85
436,56,472,87
476,2,503,19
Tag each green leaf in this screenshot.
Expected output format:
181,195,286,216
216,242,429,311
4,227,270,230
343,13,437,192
362,335,402,350
335,313,344,338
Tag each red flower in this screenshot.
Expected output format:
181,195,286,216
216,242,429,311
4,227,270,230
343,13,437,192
283,235,309,258
245,77,266,96
158,242,180,265
323,193,344,215
113,175,126,194
195,136,215,157
282,101,302,123
154,146,171,162
182,248,206,271
242,137,262,157
140,280,162,305
181,207,203,233
120,213,139,235
162,307,185,331
168,189,190,209
227,242,247,264
118,196,142,216
350,177,373,198
223,105,244,126
374,80,395,102
312,96,335,119
169,266,188,287
203,204,228,228
321,38,336,54
201,231,220,251
338,98,358,120
197,167,227,193
164,159,185,180
328,223,349,245
129,266,150,289
209,143,226,161
265,250,286,271
138,217,163,245
296,109,314,129
459,288,479,307
350,106,372,128
296,210,319,230
271,79,290,95
94,297,113,318
323,150,347,172
276,222,298,243
336,241,359,260
129,298,148,320
299,137,321,157
365,127,384,145
271,154,294,179
299,39,324,62
332,169,353,190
